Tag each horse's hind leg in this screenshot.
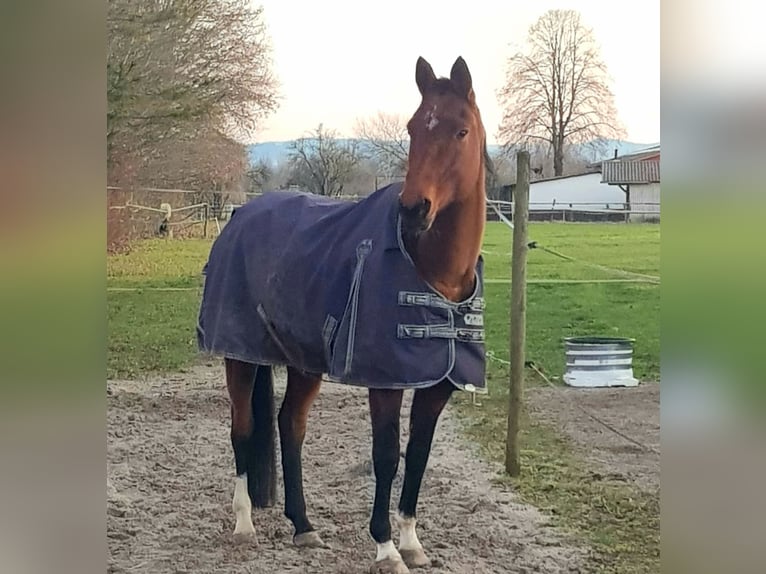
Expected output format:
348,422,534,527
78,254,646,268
396,380,454,569
368,388,409,574
278,367,323,547
225,359,277,542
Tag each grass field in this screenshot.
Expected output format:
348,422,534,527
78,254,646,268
107,239,209,378
107,223,659,381
107,221,660,572
480,222,660,382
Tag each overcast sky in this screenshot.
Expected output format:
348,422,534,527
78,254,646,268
251,0,659,145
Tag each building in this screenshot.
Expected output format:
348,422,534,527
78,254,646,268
600,145,660,222
497,169,628,222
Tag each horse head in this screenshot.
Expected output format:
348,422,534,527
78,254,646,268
399,56,487,237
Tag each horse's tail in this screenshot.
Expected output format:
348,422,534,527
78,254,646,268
247,364,277,508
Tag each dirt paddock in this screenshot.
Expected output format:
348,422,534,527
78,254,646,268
107,364,586,573
526,383,660,493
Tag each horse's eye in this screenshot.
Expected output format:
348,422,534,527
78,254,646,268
456,129,469,140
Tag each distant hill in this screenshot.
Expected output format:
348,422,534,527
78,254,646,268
247,141,295,166
246,139,381,167
247,138,658,168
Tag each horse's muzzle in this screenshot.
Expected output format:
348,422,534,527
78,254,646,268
399,198,432,236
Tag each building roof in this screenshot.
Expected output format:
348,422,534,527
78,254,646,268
584,144,659,169
599,144,661,184
613,145,660,162
601,159,660,184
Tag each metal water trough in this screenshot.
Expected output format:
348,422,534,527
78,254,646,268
563,336,639,388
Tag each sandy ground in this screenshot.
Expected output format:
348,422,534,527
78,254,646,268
107,364,585,573
526,383,660,493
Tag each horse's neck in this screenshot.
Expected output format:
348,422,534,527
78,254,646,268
413,191,485,302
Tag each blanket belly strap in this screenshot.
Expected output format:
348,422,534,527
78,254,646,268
397,291,486,313
397,324,485,343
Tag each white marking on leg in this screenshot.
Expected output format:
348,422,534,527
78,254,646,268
396,512,423,552
232,474,255,535
376,540,403,562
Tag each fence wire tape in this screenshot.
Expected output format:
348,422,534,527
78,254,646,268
530,243,660,284
487,199,514,229
108,287,200,292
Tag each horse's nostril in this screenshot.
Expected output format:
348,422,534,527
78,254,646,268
400,197,433,236
400,198,429,219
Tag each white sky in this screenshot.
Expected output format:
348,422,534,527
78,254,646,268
251,0,659,145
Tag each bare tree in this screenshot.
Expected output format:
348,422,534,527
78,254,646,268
520,143,591,179
354,112,410,174
246,159,274,194
107,0,279,168
497,9,624,176
288,124,364,197
485,150,513,200
342,157,386,197
110,124,250,212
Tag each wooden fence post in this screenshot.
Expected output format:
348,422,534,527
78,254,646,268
505,150,530,477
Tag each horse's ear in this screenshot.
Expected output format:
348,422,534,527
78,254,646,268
450,56,473,101
416,56,436,96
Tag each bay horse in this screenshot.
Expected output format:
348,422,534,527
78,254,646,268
197,56,488,574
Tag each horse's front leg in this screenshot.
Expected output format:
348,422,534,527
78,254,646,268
397,380,455,569
369,388,409,574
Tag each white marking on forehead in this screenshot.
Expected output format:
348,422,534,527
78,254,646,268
424,105,439,131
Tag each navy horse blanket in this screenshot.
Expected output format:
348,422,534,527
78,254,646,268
197,182,487,392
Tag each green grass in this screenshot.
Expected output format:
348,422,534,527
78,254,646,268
107,222,660,571
482,222,660,382
107,288,203,378
456,221,660,573
483,221,660,280
107,238,212,288
107,238,211,378
106,225,660,380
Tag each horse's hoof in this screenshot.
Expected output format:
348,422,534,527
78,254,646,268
400,548,429,569
369,558,411,574
232,532,257,545
294,530,326,548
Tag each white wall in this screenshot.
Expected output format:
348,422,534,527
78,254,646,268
630,182,660,222
528,173,626,211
